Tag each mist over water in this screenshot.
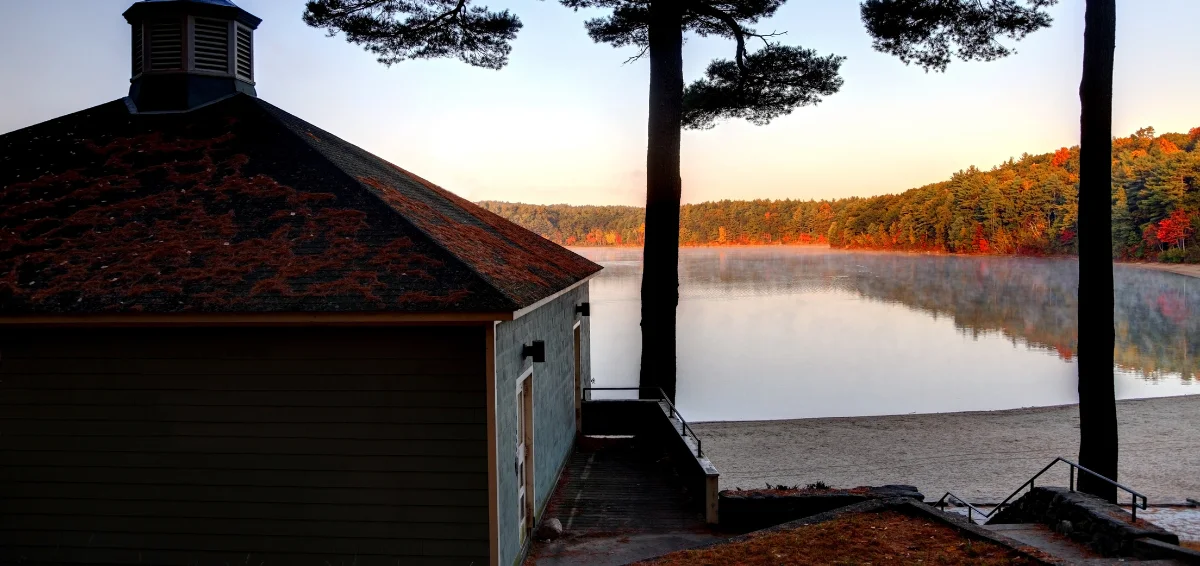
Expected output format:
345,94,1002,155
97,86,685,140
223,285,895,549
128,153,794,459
573,247,1198,422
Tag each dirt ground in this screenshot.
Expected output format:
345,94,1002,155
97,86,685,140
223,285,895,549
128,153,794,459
693,394,1200,504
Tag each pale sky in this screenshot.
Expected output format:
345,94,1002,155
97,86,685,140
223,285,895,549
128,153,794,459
1,0,1197,206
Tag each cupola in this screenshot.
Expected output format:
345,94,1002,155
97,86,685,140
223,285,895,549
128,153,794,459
123,0,262,112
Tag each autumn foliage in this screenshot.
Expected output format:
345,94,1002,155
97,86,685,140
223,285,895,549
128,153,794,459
1155,209,1194,250
482,126,1200,263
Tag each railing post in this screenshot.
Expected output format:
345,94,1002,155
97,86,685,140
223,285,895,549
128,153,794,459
1132,495,1137,522
1069,467,1075,492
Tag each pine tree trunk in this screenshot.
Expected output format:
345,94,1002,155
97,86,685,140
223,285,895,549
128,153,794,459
1076,0,1118,503
639,0,684,402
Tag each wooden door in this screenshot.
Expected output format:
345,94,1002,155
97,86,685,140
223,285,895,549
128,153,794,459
574,322,583,432
516,373,534,542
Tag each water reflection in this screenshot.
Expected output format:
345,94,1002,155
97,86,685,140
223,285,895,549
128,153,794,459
574,247,1197,421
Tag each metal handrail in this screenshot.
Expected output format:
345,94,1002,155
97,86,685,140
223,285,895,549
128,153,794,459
932,457,1148,524
582,386,703,456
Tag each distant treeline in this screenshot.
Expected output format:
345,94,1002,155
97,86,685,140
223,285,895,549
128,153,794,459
478,126,1200,262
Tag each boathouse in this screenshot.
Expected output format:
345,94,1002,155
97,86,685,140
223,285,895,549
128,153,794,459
0,1,600,564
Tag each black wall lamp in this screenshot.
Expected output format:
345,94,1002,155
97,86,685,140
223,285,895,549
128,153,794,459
522,340,546,363
575,302,590,317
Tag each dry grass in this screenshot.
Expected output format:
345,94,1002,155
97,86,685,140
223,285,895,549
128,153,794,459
642,511,1041,565
1182,540,1200,551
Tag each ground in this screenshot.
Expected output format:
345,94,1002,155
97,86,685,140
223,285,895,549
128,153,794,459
694,394,1200,505
639,510,1044,565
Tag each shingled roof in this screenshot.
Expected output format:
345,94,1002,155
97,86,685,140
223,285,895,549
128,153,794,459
0,94,601,315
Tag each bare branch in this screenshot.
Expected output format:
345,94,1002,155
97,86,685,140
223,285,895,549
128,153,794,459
623,44,650,65
756,30,785,48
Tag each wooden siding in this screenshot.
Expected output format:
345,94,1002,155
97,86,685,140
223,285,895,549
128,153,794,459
493,285,589,565
0,327,489,566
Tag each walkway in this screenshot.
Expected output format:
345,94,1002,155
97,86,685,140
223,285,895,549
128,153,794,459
525,436,722,565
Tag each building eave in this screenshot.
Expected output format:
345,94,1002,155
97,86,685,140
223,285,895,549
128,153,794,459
0,311,515,327
510,272,599,322
0,272,599,327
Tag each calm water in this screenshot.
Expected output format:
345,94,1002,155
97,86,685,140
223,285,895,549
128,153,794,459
572,247,1199,422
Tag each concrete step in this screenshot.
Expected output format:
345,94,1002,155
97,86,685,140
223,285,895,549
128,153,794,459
984,523,1106,562
985,523,1189,564
1076,560,1187,565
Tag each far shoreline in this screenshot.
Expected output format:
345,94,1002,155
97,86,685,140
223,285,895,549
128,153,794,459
568,245,1200,279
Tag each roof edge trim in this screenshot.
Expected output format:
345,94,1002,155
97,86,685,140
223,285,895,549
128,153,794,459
510,272,599,322
0,311,514,328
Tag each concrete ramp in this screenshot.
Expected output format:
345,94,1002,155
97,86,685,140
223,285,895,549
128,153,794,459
527,437,721,565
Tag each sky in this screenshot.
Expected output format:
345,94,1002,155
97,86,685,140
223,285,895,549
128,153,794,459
0,0,1197,206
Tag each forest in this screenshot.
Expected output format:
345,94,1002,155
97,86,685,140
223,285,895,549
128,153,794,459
479,127,1200,262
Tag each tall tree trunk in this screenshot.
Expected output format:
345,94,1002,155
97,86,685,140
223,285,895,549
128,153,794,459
639,0,684,402
1076,0,1118,503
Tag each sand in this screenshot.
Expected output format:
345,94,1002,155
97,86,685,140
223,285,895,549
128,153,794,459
1123,261,1200,279
692,394,1200,504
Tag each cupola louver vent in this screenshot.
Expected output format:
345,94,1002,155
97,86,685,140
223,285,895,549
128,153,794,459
193,18,230,73
148,21,184,71
124,0,261,112
235,25,253,81
132,24,144,76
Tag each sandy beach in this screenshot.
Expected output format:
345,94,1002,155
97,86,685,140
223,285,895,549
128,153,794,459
1124,261,1200,279
693,394,1200,504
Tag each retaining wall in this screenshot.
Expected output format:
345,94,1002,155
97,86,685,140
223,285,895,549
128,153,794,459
580,399,719,524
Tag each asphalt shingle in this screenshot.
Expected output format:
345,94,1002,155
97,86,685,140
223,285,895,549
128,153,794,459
0,94,600,315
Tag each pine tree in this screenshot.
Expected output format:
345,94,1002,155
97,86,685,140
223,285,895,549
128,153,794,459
1076,0,1118,502
1111,187,1136,257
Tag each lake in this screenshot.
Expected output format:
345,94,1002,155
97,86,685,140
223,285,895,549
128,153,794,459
571,246,1199,422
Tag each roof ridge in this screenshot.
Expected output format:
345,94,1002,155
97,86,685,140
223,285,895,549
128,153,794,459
371,164,522,304
373,164,602,305
0,98,128,140
247,97,523,310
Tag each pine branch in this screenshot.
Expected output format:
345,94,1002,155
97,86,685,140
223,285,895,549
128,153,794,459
690,2,750,74
312,0,391,19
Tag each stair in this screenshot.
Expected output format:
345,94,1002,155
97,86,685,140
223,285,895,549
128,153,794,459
1076,561,1187,565
986,523,1106,562
984,523,1189,565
